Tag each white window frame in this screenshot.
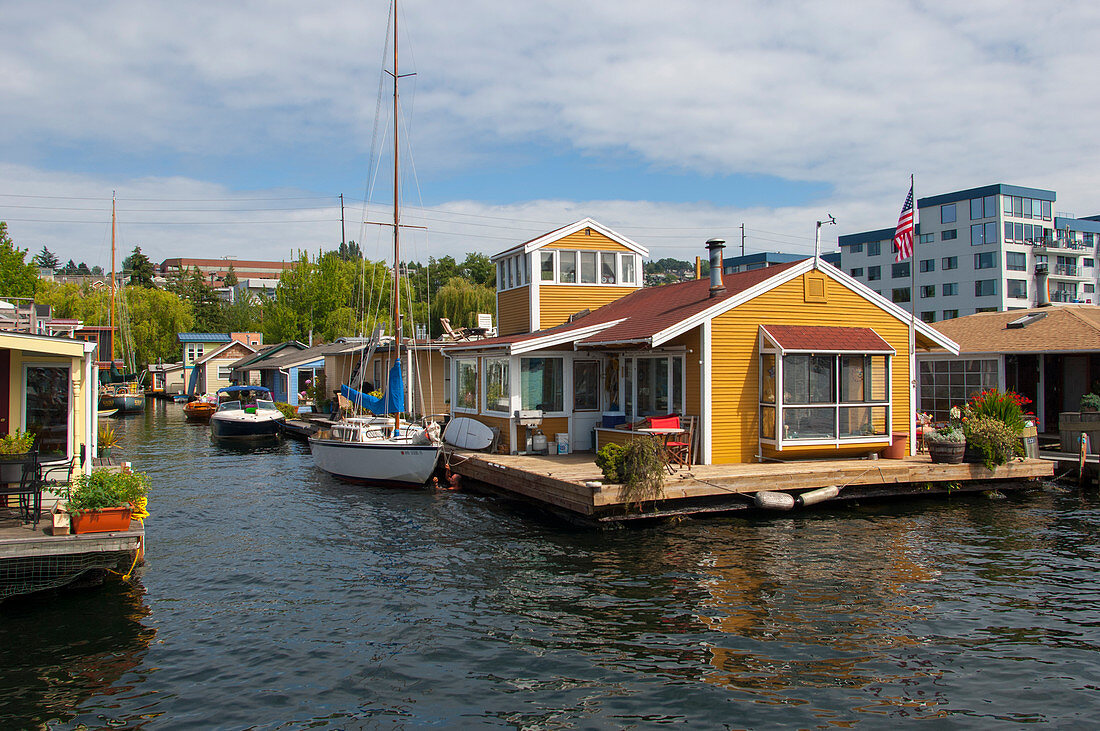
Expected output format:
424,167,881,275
620,351,687,420
482,356,511,414
453,357,479,414
22,361,73,462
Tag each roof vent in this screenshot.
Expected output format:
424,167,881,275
1006,312,1048,329
569,308,590,322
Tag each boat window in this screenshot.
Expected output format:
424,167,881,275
218,400,242,412
255,400,278,411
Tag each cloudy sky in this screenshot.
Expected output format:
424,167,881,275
3,0,1099,270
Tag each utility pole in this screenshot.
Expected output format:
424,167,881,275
340,193,346,249
740,222,746,257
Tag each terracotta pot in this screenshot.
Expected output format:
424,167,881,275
70,506,133,534
927,440,966,464
882,432,909,459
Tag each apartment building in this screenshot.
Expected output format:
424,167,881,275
837,183,1100,322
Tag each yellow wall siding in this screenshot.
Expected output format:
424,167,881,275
539,285,637,330
545,230,633,252
497,286,531,336
709,273,910,464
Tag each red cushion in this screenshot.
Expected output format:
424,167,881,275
648,415,680,430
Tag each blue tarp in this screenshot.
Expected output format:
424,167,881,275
341,362,405,415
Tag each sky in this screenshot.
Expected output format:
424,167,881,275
3,0,1100,271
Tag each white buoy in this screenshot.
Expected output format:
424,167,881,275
754,491,795,511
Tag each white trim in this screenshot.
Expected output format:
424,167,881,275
196,339,258,364
496,218,649,259
701,320,712,465
530,261,540,332
510,319,626,355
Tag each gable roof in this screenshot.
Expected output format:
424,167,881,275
196,339,257,364
445,259,959,355
227,341,307,370
490,218,649,262
931,305,1100,354
761,324,894,354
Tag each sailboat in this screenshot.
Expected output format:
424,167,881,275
308,1,442,486
98,195,146,415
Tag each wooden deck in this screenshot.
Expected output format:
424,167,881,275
446,450,1056,522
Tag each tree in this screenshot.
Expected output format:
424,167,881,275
77,262,91,275
91,265,104,276
224,262,238,288
61,259,78,275
0,222,39,298
432,277,495,337
123,246,155,287
32,245,60,270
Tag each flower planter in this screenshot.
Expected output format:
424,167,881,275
0,453,30,483
882,432,908,459
927,440,966,464
964,445,985,464
70,506,133,534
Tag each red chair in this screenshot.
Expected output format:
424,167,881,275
645,415,693,469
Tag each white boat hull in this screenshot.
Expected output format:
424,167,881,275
308,436,441,486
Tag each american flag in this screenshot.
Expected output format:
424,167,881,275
894,182,914,262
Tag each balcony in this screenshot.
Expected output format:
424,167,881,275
1051,291,1085,304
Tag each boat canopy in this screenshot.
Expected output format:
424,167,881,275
217,385,273,397
341,362,405,415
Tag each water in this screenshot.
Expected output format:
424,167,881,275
3,403,1100,728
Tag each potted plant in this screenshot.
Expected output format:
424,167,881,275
61,469,149,534
924,424,966,464
963,416,1022,470
98,423,120,459
1081,393,1100,412
0,429,35,483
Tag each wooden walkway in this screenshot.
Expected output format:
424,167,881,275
446,450,1055,522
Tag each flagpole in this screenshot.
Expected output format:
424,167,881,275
909,173,917,456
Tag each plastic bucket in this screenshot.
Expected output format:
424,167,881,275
556,433,570,455
882,432,908,459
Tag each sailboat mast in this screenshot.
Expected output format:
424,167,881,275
110,193,116,362
392,1,402,433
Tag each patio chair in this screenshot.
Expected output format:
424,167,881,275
440,318,471,341
0,446,43,527
666,416,695,468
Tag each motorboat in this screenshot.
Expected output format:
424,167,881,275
209,386,284,441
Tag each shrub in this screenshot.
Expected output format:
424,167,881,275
274,402,298,419
0,429,35,455
63,469,150,515
965,416,1022,470
618,438,665,508
595,443,626,483
967,389,1028,434
1081,393,1100,410
925,424,965,443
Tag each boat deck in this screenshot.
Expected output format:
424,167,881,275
446,450,1055,522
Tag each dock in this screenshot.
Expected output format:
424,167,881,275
446,451,1056,524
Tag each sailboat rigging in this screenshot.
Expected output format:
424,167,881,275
307,0,442,486
98,194,146,415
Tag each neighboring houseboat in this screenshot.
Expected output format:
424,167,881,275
443,222,958,464
178,332,263,396
226,340,307,391
209,386,284,441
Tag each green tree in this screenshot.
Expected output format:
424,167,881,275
462,252,495,288
32,245,60,270
224,263,238,287
123,286,194,366
0,222,39,298
432,277,495,336
123,246,155,287
175,267,225,332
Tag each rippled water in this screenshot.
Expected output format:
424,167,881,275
3,402,1100,728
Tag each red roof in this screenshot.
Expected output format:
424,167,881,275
761,324,893,353
443,261,806,352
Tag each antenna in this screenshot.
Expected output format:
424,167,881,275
814,214,837,264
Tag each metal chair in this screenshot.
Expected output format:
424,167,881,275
0,446,43,527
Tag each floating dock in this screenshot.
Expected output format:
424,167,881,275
446,451,1055,524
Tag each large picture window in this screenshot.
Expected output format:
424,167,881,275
25,364,70,460
455,359,478,412
521,357,564,412
620,355,685,419
759,328,892,448
483,357,510,413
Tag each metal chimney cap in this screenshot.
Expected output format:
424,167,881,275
706,238,726,248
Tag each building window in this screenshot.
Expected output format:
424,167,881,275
941,204,956,224
942,256,958,270
25,364,70,460
919,359,998,422
892,287,910,303
971,195,996,220
600,252,617,284
558,251,577,283
483,357,510,413
943,282,959,296
1085,258,1096,268
868,241,881,257
579,251,597,284
574,360,600,411
974,252,996,269
975,279,997,297
454,358,478,411
1007,279,1027,299
627,356,684,418
540,251,554,281
942,229,957,241
867,266,881,281
850,243,863,253
919,233,934,244
892,262,910,278
1086,284,1096,294
942,309,959,320
920,311,935,323
850,267,863,277
920,259,935,273
971,223,985,246
218,365,233,379
521,357,564,413
920,284,936,298
1006,252,1026,271
621,255,636,285
762,352,890,445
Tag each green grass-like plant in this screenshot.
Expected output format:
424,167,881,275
63,469,150,515
965,416,1022,471
967,389,1027,434
0,429,35,455
274,402,298,419
1081,393,1100,410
